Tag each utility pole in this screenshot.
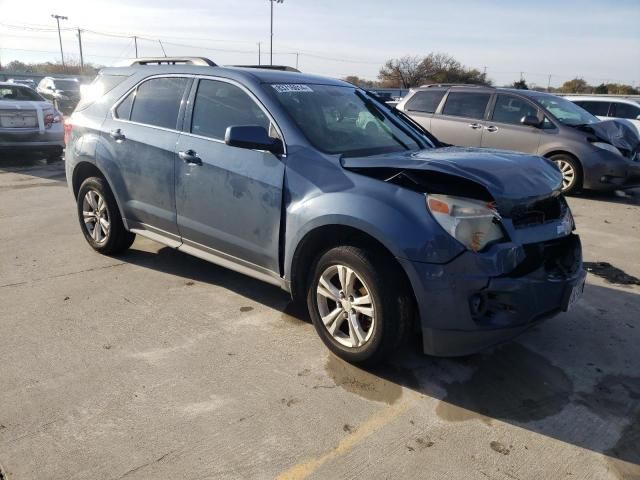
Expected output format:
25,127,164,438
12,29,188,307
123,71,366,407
159,40,167,57
269,0,283,65
295,52,299,70
133,36,138,58
51,14,68,69
547,74,552,92
77,28,84,73
258,42,261,65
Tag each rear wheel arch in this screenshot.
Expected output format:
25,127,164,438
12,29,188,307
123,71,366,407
72,162,128,227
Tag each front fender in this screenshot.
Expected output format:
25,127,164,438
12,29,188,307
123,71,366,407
283,179,464,280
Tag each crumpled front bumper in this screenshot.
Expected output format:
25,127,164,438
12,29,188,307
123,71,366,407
399,233,585,356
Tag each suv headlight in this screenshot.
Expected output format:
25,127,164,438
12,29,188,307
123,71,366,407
426,194,505,252
591,141,622,157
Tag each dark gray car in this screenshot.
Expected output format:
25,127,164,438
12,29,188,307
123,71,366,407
397,85,640,194
64,58,585,364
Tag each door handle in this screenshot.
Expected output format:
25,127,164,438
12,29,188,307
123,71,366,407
178,149,202,165
110,128,125,141
485,125,499,132
469,123,483,130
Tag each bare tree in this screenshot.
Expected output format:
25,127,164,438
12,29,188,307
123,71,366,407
378,56,426,88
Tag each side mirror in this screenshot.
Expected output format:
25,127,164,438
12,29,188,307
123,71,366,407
225,126,283,154
521,115,541,127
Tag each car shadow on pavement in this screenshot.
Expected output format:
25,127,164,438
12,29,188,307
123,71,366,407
0,153,66,182
574,188,640,206
119,243,639,472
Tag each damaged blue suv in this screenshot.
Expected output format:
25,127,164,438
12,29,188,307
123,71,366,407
65,57,586,364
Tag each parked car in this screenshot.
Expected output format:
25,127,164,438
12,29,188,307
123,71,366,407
37,77,81,115
65,57,585,364
0,82,64,160
7,78,37,89
396,85,640,194
565,96,640,137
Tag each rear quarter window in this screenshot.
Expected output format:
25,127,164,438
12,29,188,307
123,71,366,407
76,74,129,111
405,90,446,113
441,92,491,119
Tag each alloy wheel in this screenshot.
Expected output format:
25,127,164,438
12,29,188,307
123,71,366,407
82,190,110,244
316,264,375,348
555,159,576,191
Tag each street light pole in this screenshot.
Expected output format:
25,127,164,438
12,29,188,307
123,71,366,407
269,0,283,66
51,14,68,69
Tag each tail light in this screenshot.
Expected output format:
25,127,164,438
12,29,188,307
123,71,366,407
44,111,62,128
64,118,73,146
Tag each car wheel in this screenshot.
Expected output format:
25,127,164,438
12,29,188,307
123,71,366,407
551,154,582,194
307,246,411,365
77,177,135,255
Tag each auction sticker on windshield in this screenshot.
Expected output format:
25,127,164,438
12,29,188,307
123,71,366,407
272,84,314,93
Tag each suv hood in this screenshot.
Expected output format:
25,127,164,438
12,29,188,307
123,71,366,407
341,147,563,212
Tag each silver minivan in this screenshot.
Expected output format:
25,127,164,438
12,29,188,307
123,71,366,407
397,85,640,193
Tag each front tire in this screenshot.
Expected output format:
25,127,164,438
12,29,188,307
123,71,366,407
77,177,135,255
551,154,582,195
306,246,411,365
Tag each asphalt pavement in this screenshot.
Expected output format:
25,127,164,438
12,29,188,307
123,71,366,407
0,156,638,480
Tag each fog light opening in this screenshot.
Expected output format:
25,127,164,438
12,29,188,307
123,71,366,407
469,292,488,318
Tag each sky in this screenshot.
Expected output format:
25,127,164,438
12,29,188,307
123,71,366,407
0,0,638,87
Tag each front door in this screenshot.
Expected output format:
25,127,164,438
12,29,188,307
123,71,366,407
481,94,542,154
103,76,191,238
429,91,492,147
175,78,285,273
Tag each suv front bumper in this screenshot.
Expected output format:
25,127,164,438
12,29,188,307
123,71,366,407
399,234,585,356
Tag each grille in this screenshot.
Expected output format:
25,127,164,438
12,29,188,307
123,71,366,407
510,196,565,229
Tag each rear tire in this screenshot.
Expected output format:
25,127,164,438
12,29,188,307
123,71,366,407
550,154,582,195
77,177,135,255
306,246,411,365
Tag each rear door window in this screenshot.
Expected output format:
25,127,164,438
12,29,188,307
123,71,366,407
574,101,610,117
190,79,270,140
405,90,446,113
441,92,491,119
491,94,539,125
130,77,189,129
610,102,640,119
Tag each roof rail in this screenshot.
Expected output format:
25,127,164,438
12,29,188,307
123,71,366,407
419,83,491,88
125,57,217,66
232,65,300,72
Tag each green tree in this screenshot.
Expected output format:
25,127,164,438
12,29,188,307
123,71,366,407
342,75,378,88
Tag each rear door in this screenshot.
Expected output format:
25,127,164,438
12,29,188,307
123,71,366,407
481,93,542,153
429,90,491,147
102,76,191,239
401,89,446,131
175,78,285,273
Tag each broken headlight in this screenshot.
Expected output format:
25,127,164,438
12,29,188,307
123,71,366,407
426,194,505,252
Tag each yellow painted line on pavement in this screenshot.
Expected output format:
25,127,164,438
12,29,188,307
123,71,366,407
276,398,414,480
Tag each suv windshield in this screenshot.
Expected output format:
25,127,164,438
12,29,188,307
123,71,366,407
0,85,43,101
53,80,80,91
268,84,423,157
536,95,599,126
